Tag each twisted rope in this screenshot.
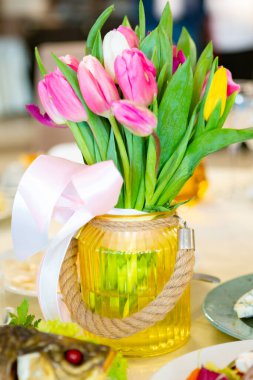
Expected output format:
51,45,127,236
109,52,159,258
59,226,195,339
90,214,179,231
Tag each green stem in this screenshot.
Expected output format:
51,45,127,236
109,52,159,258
67,121,94,165
109,115,131,208
152,131,160,173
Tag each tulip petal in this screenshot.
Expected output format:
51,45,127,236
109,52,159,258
204,67,228,121
115,48,157,107
226,69,240,97
60,55,79,72
103,30,130,80
45,71,87,122
78,55,119,116
26,104,66,128
117,26,139,48
112,100,157,137
173,46,186,74
38,79,66,124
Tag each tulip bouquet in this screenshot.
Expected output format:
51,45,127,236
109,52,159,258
27,1,253,211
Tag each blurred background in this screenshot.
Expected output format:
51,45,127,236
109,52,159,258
0,0,253,209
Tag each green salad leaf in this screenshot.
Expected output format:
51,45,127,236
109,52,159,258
107,352,128,380
8,299,41,328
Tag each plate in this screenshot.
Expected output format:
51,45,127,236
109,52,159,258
0,250,42,298
203,274,253,340
151,340,253,380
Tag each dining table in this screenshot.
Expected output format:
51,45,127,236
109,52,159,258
1,149,253,380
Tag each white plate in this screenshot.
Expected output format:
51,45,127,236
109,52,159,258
0,250,42,298
151,340,253,380
4,283,37,298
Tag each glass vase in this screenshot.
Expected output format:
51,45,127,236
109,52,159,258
78,212,191,357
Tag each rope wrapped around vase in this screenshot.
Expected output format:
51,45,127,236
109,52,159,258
59,214,195,340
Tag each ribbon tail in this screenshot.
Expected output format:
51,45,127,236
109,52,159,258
38,209,93,320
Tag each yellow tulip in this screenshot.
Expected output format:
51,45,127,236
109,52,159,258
204,67,228,121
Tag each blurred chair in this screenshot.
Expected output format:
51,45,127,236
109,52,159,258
32,41,84,151
0,37,32,116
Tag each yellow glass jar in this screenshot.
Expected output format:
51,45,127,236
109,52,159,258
78,213,190,357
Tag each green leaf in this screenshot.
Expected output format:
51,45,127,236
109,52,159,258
218,92,237,128
17,298,29,324
122,15,131,28
152,108,198,205
140,28,158,60
191,41,213,111
135,175,145,210
177,27,197,70
145,135,157,205
91,31,103,64
158,59,193,168
94,142,102,162
158,127,253,205
52,54,109,160
78,121,96,161
135,25,140,37
158,2,173,42
8,299,41,328
35,47,47,76
107,128,120,172
132,136,145,208
141,24,172,76
68,122,95,165
107,129,124,208
205,100,222,131
157,63,169,102
151,46,159,72
86,5,114,53
157,27,172,75
139,0,146,41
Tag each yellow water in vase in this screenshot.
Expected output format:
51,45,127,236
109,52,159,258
78,213,191,357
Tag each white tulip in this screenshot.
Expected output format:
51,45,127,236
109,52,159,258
103,30,130,81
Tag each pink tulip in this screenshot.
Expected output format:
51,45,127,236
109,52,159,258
115,48,157,107
45,70,87,122
226,68,240,96
117,26,139,48
78,55,120,116
112,100,157,137
173,45,186,74
38,78,66,124
26,57,86,127
26,77,67,128
103,30,130,80
60,55,79,72
25,104,66,128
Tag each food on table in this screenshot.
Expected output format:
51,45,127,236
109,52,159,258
0,325,125,379
2,252,42,294
0,191,6,212
186,351,253,379
234,289,253,318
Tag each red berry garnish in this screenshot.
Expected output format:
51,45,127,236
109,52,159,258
65,349,84,366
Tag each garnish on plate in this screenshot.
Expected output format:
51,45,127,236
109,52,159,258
234,289,253,319
4,299,127,380
186,352,253,379
8,298,41,328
